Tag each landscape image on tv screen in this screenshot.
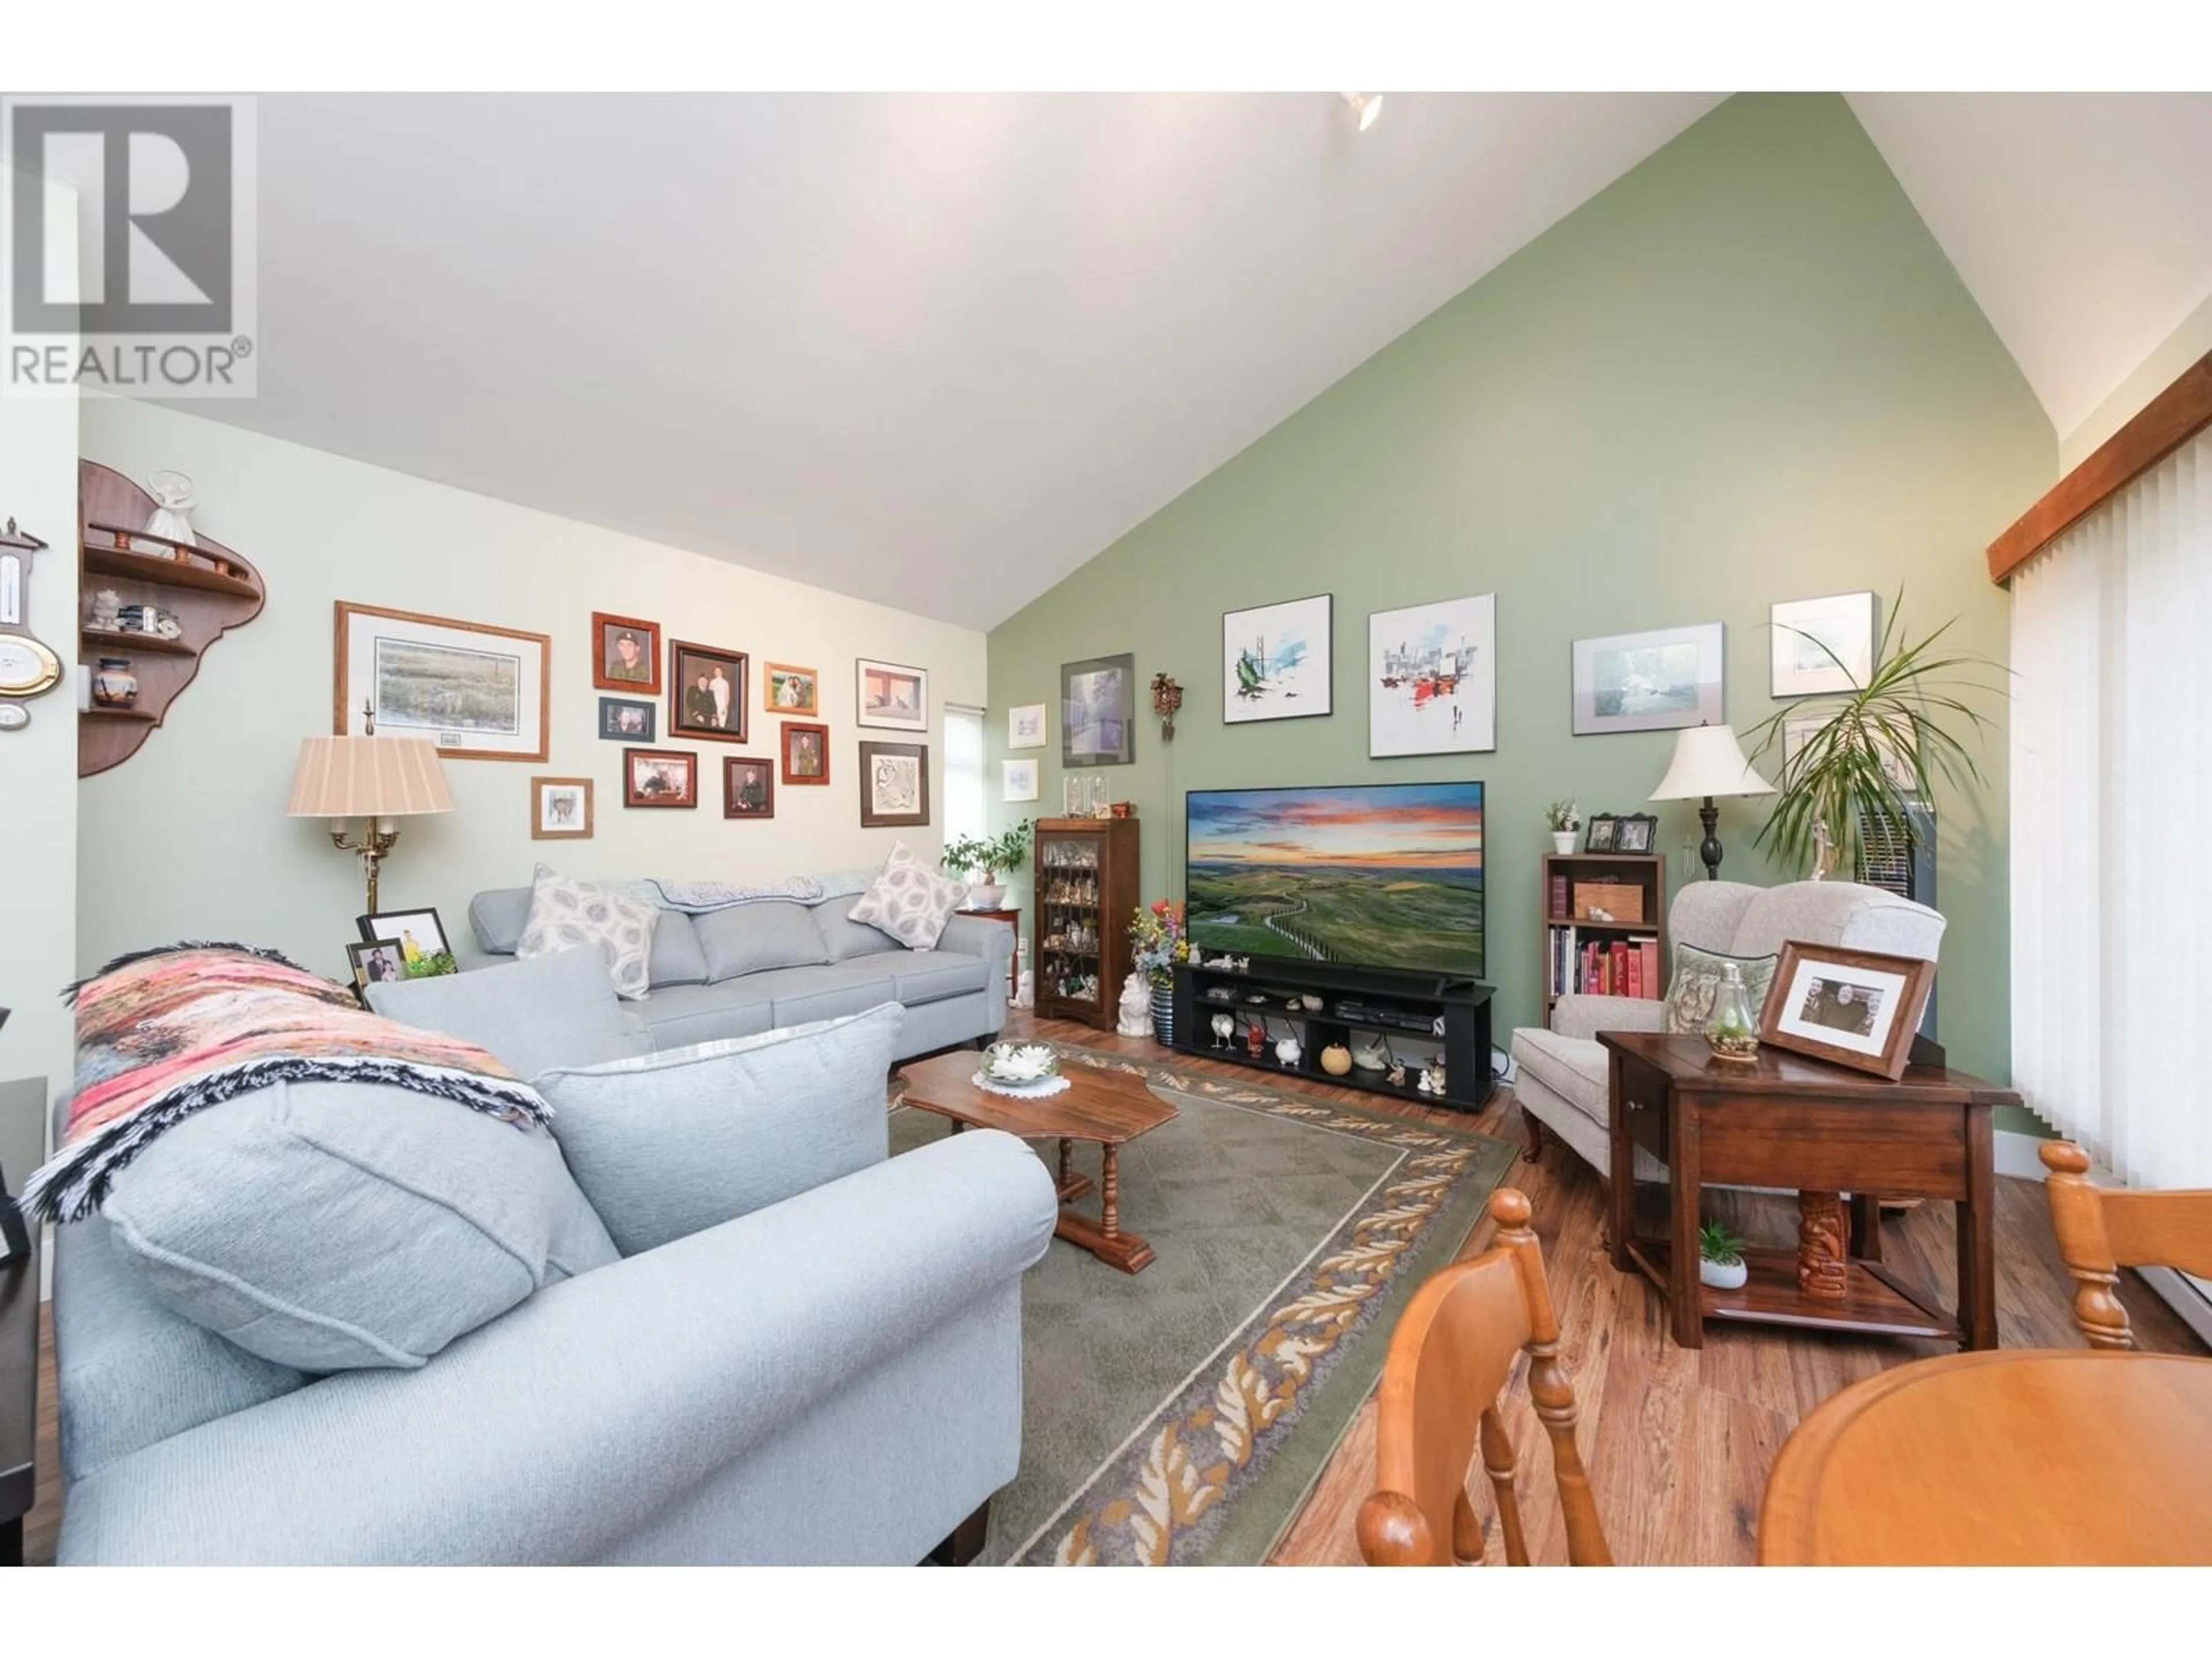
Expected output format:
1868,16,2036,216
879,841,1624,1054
1185,782,1484,976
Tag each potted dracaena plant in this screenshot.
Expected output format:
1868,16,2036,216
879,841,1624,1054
941,820,1033,911
1744,592,1999,882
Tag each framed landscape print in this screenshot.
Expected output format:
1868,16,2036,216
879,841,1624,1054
623,748,698,808
857,658,928,732
1770,592,1876,698
1003,757,1039,801
1570,622,1724,736
529,776,593,840
1368,593,1495,757
668,639,748,743
1061,653,1135,766
334,602,549,761
1758,941,1936,1080
1008,702,1047,749
724,757,775,819
1224,594,1332,724
764,661,820,716
859,740,929,827
781,719,830,785
590,612,661,694
597,696,656,743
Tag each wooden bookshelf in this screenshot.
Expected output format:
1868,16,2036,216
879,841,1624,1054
1541,852,1668,1022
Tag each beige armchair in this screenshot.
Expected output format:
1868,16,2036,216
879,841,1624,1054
1509,880,1946,1180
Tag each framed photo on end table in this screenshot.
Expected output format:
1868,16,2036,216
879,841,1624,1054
1759,941,1936,1080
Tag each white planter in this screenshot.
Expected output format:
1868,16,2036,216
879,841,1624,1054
965,881,1006,911
1699,1255,1748,1290
1551,832,1577,854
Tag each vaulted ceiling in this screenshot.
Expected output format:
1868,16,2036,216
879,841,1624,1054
175,92,2212,630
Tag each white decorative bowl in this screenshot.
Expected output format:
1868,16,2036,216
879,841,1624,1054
980,1041,1060,1086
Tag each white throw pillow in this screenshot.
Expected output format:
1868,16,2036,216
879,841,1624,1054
848,841,967,952
516,863,660,1000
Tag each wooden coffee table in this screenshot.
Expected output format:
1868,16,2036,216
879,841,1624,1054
898,1050,1177,1274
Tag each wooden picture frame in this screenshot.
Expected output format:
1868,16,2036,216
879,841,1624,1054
668,639,748,743
858,740,929,827
857,657,929,732
763,661,820,717
590,612,662,694
1758,941,1936,1080
781,719,831,785
530,775,594,840
724,756,775,819
623,747,698,808
334,602,550,762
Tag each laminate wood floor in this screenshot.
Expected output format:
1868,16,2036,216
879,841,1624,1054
20,1012,2202,1567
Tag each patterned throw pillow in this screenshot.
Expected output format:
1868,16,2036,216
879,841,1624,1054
848,841,966,952
516,863,660,1001
1662,942,1779,1035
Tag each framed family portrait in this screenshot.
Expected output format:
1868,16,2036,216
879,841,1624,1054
1224,594,1332,724
764,661,820,716
529,776,594,840
590,612,661,694
1061,653,1135,765
355,907,457,976
1570,622,1724,736
1771,592,1876,698
859,740,929,827
597,696,656,743
334,602,550,761
857,658,928,732
1008,702,1047,749
623,748,698,808
1759,941,1936,1080
346,939,408,1002
724,757,775,820
669,639,748,742
781,719,830,785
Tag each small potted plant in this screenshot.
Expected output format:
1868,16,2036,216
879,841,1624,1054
942,820,1033,910
1698,1220,1748,1290
1546,799,1581,855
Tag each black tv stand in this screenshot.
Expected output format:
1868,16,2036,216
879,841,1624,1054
1171,957,1495,1113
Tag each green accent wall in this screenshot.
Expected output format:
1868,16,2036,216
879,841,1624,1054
986,94,2054,1115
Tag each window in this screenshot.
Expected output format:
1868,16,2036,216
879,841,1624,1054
943,704,986,846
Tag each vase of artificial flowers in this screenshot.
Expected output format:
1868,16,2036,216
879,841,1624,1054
1130,899,1187,1045
1546,798,1581,856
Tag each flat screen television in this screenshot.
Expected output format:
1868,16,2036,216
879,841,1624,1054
1185,782,1484,978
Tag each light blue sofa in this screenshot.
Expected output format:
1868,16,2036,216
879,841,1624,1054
468,885,1012,1058
50,969,1058,1564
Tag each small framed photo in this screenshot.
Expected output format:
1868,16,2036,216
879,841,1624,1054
669,639,748,743
781,719,831,785
592,612,661,694
1771,592,1876,698
857,658,929,732
1584,814,1618,853
531,775,594,840
724,756,775,819
764,662,819,716
1003,757,1039,801
346,938,408,1002
1008,702,1047,749
1613,812,1657,854
623,747,698,808
355,908,457,976
859,740,930,828
597,696,657,743
1759,941,1936,1080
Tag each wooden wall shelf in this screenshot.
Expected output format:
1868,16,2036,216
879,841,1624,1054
77,462,266,778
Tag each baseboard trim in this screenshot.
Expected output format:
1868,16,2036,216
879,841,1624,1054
1994,1128,2052,1181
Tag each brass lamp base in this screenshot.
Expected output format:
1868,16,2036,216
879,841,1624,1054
331,821,402,913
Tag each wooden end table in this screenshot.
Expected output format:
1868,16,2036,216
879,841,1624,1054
898,1050,1176,1274
1598,1032,2018,1351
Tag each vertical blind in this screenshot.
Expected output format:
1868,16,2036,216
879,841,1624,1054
2010,426,2211,1190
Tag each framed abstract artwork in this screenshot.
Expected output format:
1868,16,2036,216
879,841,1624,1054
859,741,929,827
1368,593,1495,756
1224,594,1331,724
334,602,549,761
1008,702,1047,749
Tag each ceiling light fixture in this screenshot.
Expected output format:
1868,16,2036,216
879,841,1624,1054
1342,92,1385,132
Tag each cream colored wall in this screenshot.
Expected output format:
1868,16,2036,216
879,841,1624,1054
2061,288,2212,469
76,399,986,980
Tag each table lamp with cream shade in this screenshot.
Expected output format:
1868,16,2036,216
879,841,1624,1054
287,734,454,912
1649,722,1774,881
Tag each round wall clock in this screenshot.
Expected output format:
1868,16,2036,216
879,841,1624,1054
0,634,61,698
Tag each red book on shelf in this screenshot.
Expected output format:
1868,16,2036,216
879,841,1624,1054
1625,947,1641,999
1640,939,1660,998
1609,940,1628,997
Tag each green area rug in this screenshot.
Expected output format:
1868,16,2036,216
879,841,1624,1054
888,1041,1517,1566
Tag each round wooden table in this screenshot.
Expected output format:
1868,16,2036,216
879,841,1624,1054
1760,1349,2212,1565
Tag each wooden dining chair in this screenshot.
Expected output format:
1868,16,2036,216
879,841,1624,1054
1357,1187,1611,1565
2040,1141,2212,1350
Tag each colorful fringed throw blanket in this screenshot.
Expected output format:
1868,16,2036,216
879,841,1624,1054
24,943,550,1223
